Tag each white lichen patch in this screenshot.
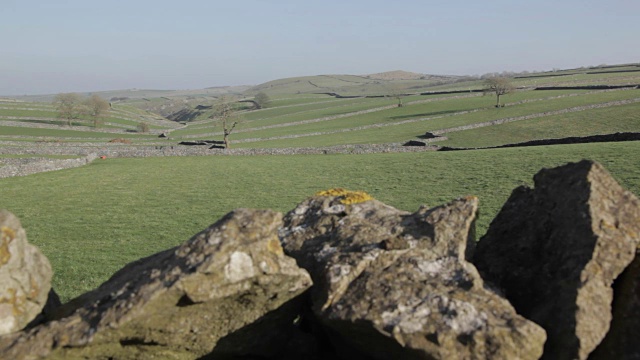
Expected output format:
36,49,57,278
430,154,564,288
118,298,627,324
224,251,255,283
415,257,466,285
293,205,309,216
316,244,338,261
380,294,488,336
259,261,270,274
328,264,352,283
278,225,307,241
416,258,446,275
323,204,346,215
381,300,433,334
430,295,488,334
0,306,16,334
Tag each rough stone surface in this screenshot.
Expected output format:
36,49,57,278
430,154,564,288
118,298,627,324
0,209,312,360
0,154,97,179
474,160,640,360
0,210,53,335
589,251,640,360
280,192,546,360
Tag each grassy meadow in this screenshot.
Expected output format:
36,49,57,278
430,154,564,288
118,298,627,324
1,63,640,302
439,101,640,148
2,141,640,301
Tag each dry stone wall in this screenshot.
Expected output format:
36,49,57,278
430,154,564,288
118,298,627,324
0,144,438,179
0,154,97,179
0,161,639,359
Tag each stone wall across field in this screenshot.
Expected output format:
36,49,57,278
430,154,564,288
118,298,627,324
2,142,435,161
0,154,97,179
0,143,438,178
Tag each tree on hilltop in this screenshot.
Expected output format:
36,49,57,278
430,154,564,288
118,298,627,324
483,77,514,107
53,93,83,126
385,84,405,107
83,94,110,127
213,96,238,149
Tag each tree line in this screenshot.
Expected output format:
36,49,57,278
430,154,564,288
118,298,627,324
53,93,110,127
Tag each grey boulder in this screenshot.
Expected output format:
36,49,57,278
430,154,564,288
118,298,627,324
281,190,546,360
0,208,312,360
0,210,53,335
474,160,640,360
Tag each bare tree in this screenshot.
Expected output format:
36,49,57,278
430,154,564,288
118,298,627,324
393,93,404,107
483,77,514,107
385,84,405,107
83,94,110,127
253,92,271,109
213,96,238,149
53,93,83,126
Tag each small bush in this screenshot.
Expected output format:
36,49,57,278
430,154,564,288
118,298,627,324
137,122,150,133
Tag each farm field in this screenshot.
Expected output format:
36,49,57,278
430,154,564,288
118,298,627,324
1,141,639,301
2,63,640,302
439,101,640,148
226,89,640,147
2,64,639,150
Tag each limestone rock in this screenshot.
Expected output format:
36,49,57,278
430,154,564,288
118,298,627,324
281,191,546,360
474,160,640,360
0,209,312,360
0,210,53,335
589,252,640,360
24,289,62,330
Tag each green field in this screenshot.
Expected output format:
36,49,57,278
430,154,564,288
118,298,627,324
166,88,640,148
3,64,639,148
230,89,637,141
439,102,640,148
2,63,640,303
1,141,640,301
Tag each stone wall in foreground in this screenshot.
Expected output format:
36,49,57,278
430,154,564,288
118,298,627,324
1,160,639,359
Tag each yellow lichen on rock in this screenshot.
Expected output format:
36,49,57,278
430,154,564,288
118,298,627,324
0,226,14,265
340,191,374,205
315,188,374,205
0,288,26,316
267,236,284,256
315,188,350,197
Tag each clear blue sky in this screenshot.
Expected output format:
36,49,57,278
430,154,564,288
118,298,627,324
1,0,638,95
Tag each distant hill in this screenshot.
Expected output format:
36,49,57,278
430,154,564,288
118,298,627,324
364,70,464,82
364,70,425,80
9,86,252,103
6,70,471,103
244,72,475,97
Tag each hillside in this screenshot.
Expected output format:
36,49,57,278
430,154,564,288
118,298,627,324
0,62,638,157
364,70,463,82
10,86,252,103
243,72,475,97
365,70,426,80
